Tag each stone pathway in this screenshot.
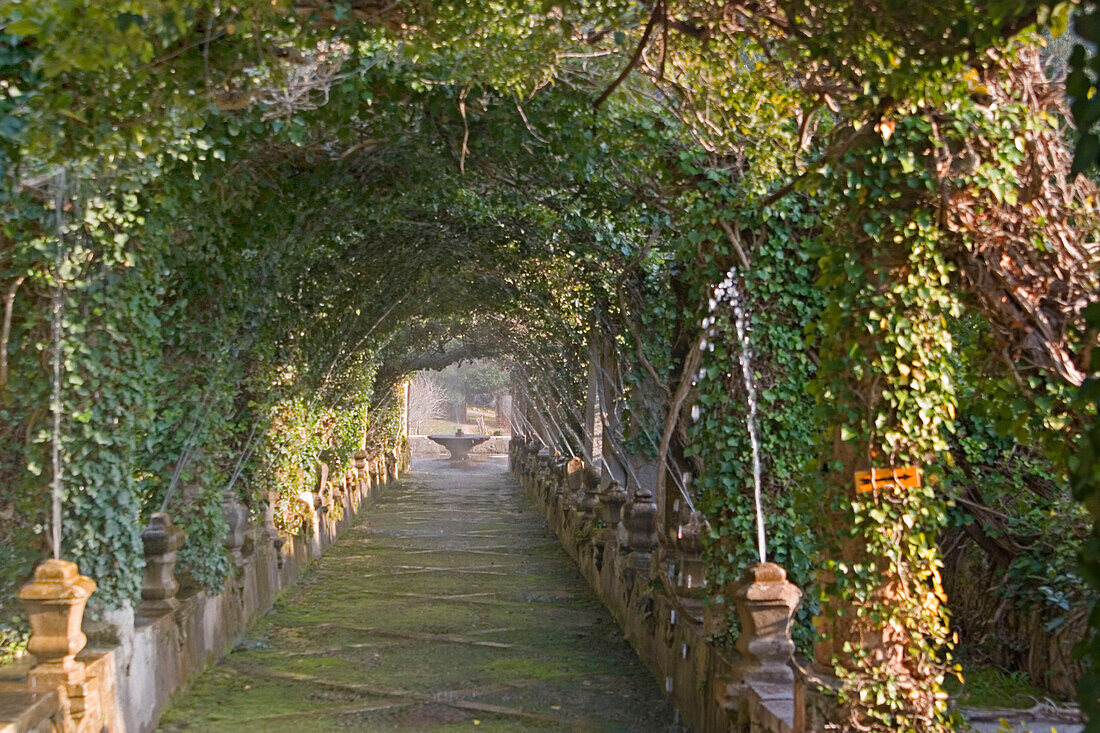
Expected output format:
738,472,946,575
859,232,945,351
159,457,679,732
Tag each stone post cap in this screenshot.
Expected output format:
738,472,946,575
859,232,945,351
18,559,96,602
677,513,704,553
142,513,186,554
742,562,787,583
735,562,802,603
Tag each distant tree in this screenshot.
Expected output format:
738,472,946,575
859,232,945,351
408,373,449,434
461,361,508,406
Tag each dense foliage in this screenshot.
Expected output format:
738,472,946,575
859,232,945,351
2,2,1097,729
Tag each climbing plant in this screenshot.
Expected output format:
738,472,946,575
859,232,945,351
0,4,1097,729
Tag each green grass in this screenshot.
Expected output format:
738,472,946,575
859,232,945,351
944,666,1054,709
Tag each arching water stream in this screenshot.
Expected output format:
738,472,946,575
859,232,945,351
705,268,767,564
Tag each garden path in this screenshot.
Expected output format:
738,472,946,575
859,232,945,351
158,457,679,732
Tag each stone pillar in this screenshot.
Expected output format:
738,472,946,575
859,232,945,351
604,480,628,534
579,463,601,520
523,440,540,491
675,511,707,621
139,513,185,617
565,457,585,510
320,480,335,538
19,558,97,727
264,491,287,569
299,490,322,557
536,448,552,501
222,492,248,570
730,562,801,685
624,484,658,582
385,451,397,481
353,452,367,499
554,456,572,510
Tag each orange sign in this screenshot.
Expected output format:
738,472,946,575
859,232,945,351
854,466,921,493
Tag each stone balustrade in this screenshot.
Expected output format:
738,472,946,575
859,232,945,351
510,432,801,733
1,452,410,733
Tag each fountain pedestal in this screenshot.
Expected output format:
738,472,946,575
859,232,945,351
427,434,490,461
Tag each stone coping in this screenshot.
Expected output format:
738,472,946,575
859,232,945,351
0,459,407,733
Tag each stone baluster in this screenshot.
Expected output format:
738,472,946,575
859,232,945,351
579,463,601,520
604,480,628,535
299,489,322,556
729,562,801,686
624,484,659,582
676,511,706,592
535,448,551,499
550,454,565,505
314,463,333,542
508,434,520,471
530,441,542,483
264,490,287,568
524,441,540,490
559,457,580,509
353,451,368,501
553,455,571,507
139,513,186,616
674,511,707,623
519,441,532,488
19,558,97,728
596,479,629,571
385,451,397,481
222,491,248,570
339,469,351,511
322,480,338,537
365,458,376,491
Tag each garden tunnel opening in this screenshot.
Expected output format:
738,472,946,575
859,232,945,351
2,3,1099,730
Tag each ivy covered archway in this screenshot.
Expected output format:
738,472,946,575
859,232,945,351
2,1,1098,729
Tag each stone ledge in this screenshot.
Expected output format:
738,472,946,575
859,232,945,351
0,681,62,733
0,465,405,733
511,452,799,733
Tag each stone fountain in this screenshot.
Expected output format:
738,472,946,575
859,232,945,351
427,428,490,461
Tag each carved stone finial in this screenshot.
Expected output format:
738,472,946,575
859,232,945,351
19,559,97,688
264,491,287,567
222,492,249,568
624,485,659,579
604,480,628,529
579,463,601,519
731,562,801,685
140,513,186,616
676,510,707,596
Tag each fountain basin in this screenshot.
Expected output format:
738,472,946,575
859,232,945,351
427,434,491,461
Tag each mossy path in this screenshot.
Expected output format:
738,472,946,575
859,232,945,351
158,457,679,732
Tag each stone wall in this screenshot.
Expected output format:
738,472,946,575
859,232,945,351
0,452,408,733
508,435,796,733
